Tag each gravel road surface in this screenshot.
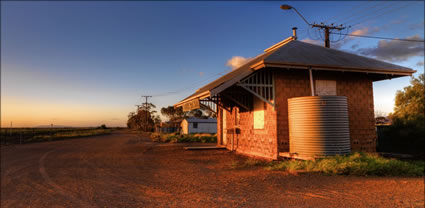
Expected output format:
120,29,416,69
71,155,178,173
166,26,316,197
1,130,423,207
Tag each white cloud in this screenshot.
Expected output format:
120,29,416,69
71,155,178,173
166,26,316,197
332,27,378,49
351,28,369,36
226,56,251,70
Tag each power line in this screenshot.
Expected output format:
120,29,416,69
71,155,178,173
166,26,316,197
298,1,382,39
349,3,411,28
343,2,396,25
330,33,425,42
322,1,374,24
338,1,386,24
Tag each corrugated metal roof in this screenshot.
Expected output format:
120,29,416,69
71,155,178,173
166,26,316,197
175,38,415,107
185,118,217,123
263,40,414,73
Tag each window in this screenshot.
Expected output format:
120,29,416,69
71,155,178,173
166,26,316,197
253,97,264,129
193,122,198,128
315,80,337,95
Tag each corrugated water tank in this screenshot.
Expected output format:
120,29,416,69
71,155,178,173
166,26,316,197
288,96,351,157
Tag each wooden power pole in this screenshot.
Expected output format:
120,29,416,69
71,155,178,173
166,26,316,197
310,23,346,48
141,95,152,131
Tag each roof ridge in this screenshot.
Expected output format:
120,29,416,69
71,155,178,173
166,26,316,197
264,36,295,53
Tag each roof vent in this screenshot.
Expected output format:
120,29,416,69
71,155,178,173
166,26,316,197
292,27,298,40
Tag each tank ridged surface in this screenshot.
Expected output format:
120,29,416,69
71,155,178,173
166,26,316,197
288,96,351,157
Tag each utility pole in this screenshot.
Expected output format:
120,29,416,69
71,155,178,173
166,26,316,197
310,23,345,48
281,5,346,48
141,95,152,132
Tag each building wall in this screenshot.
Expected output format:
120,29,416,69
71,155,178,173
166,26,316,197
217,98,278,160
181,120,217,134
217,69,377,159
274,69,377,153
187,122,217,134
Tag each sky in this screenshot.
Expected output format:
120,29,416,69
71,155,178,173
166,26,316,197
1,1,424,127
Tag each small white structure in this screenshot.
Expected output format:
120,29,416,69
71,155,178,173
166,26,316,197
180,118,217,134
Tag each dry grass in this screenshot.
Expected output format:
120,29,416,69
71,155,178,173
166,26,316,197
267,152,425,176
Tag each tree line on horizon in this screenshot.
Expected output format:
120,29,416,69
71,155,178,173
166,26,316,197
127,103,216,131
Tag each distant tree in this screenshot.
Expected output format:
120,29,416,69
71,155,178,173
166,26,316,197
390,73,424,128
160,105,216,121
378,74,424,155
127,102,159,131
188,109,205,118
201,105,217,118
153,115,161,125
160,106,185,121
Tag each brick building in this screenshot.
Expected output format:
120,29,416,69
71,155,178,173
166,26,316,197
174,35,415,160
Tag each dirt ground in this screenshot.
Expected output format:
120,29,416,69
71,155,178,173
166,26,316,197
1,130,424,208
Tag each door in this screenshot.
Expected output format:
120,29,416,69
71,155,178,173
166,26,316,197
222,109,227,145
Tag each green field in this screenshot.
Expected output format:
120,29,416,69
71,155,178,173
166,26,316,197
0,128,113,145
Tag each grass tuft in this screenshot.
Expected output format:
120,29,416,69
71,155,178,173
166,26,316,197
267,152,424,176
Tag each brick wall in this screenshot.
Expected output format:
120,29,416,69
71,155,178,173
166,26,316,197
336,74,376,152
217,101,278,160
274,69,377,153
274,70,312,152
216,69,377,159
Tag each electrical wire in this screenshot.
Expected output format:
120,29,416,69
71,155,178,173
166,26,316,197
322,1,373,24
344,2,400,26
349,3,411,28
339,2,391,25
330,33,425,42
297,1,377,40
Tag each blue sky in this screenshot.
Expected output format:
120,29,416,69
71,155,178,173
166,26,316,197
1,1,424,127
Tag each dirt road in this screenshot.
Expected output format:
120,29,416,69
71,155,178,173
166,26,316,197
1,130,423,207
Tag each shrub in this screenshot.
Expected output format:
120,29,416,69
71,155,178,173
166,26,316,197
150,133,216,143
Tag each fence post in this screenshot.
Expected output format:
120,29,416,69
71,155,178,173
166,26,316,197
20,132,22,144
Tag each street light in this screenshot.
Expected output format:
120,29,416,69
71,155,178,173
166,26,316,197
280,4,311,26
281,4,345,48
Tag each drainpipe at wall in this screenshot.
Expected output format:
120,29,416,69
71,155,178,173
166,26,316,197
309,67,315,96
231,107,235,151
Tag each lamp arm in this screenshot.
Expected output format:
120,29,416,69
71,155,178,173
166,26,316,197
292,8,311,26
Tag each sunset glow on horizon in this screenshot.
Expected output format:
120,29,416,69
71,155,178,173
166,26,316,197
1,1,423,127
